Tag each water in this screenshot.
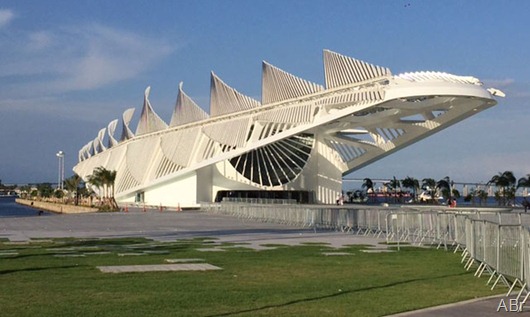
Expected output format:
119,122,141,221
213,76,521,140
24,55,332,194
0,197,53,218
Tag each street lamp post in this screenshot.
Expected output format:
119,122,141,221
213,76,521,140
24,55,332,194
56,151,64,190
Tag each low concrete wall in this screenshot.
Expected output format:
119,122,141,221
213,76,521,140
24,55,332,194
16,199,99,214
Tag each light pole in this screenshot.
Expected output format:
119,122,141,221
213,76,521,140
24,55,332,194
56,151,64,190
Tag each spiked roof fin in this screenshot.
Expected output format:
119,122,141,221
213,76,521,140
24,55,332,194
79,141,93,161
261,61,324,105
107,119,119,148
120,108,136,141
170,82,210,127
136,86,168,135
86,140,94,157
323,50,391,89
210,72,260,117
93,127,107,154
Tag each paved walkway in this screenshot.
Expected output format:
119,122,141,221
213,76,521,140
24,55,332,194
388,295,530,316
1,209,527,316
0,209,385,248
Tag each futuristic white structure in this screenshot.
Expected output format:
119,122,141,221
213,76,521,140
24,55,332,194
73,50,504,207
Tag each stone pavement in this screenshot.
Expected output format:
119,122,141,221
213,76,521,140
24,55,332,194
0,209,385,248
98,263,222,273
1,209,527,316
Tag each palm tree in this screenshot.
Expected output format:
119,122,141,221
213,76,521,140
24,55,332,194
87,167,118,210
517,174,530,191
104,169,118,209
402,176,419,203
64,174,82,205
87,173,103,200
388,177,400,203
518,174,530,208
86,174,102,206
476,189,488,206
488,171,516,206
421,178,436,204
437,176,452,204
362,178,375,203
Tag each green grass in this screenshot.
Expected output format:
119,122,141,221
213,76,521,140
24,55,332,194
0,238,502,317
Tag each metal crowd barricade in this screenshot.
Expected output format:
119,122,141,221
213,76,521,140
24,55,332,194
203,202,530,308
454,214,467,252
475,221,498,280
519,228,530,307
496,225,524,292
472,221,485,268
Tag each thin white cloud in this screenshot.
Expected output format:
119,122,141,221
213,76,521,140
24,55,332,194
482,78,515,88
0,96,121,123
26,31,53,50
0,9,15,28
0,23,176,94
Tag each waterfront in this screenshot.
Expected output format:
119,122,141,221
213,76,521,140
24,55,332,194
0,197,52,217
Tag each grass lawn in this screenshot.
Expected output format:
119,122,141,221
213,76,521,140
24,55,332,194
0,237,502,317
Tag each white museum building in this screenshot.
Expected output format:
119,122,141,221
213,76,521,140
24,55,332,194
73,50,504,208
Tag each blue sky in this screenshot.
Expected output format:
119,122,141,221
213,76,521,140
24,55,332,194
0,1,528,185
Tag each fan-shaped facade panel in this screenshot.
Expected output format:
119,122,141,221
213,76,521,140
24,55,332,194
229,134,314,187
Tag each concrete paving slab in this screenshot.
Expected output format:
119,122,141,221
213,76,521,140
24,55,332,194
322,252,352,256
143,250,170,254
84,251,111,255
53,253,85,258
196,248,226,252
361,249,396,253
98,263,222,273
117,253,146,256
165,258,204,263
0,252,18,256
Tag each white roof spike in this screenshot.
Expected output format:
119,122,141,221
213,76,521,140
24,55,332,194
92,128,107,154
170,82,209,127
86,140,94,158
136,86,168,136
210,72,260,117
120,108,136,141
323,49,392,89
107,119,119,148
93,136,101,154
261,61,324,105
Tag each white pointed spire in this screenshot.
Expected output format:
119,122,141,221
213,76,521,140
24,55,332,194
120,108,136,141
323,50,391,89
210,72,260,117
170,82,210,127
261,61,324,105
107,119,119,148
136,86,168,136
92,128,107,154
86,140,94,157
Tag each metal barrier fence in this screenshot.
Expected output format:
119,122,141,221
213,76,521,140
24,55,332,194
202,203,399,234
203,202,530,309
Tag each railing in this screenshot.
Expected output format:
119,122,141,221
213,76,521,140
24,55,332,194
220,197,298,205
202,202,530,310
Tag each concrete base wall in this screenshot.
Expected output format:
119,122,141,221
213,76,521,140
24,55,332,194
16,199,99,214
